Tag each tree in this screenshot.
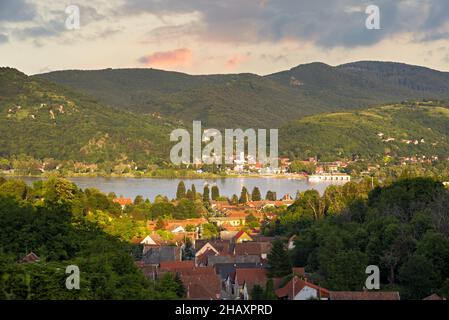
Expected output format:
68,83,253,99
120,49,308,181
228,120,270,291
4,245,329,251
251,284,264,300
264,279,277,300
230,194,239,205
0,179,30,201
155,217,166,230
246,213,260,229
416,231,449,282
289,160,316,174
266,191,277,201
267,240,291,278
134,195,144,205
191,184,197,200
252,187,262,201
174,273,186,298
201,223,219,239
203,185,210,205
176,181,186,200
399,254,438,299
211,186,220,201
183,237,195,260
239,187,250,204
186,189,194,201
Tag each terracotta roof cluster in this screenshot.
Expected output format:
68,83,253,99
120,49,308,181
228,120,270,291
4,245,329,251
275,277,330,300
329,291,400,300
234,242,271,256
232,268,268,292
159,261,195,271
195,240,231,254
196,248,218,266
164,264,221,300
113,197,133,206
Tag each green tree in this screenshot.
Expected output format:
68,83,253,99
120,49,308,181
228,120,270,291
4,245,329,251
134,195,144,205
239,187,250,204
191,184,197,200
267,240,291,278
211,186,220,201
399,254,438,299
203,185,210,205
264,278,277,300
201,223,219,239
251,284,264,300
176,181,186,200
155,217,166,230
252,187,262,201
265,191,277,201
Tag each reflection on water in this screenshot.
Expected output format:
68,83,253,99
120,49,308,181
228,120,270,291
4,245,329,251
21,176,346,201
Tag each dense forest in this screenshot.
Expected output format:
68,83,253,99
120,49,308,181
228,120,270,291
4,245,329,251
0,176,193,299
0,67,174,167
38,61,449,129
263,177,449,300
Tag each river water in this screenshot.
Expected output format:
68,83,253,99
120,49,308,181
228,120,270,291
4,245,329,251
21,176,345,201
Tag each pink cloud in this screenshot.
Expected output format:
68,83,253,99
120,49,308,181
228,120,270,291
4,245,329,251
139,48,192,68
225,54,249,70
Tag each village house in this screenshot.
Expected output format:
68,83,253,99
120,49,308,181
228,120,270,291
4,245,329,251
233,230,253,244
195,240,232,266
141,246,182,266
113,197,133,209
214,262,266,281
21,252,40,263
233,241,271,260
225,268,268,300
275,277,330,300
158,262,222,300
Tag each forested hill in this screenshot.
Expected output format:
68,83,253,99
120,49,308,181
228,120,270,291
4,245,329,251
279,101,449,161
37,61,449,128
0,67,174,165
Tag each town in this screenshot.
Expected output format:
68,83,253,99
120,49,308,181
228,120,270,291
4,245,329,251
94,179,400,301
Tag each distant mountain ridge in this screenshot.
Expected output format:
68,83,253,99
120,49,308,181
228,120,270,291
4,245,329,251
37,61,449,128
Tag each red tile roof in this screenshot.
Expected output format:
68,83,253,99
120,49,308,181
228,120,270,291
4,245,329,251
329,291,400,300
292,267,305,277
234,268,268,291
113,197,133,206
159,261,195,271
21,252,40,263
275,278,329,299
234,242,272,256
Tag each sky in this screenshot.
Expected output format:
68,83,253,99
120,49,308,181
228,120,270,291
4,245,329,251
1,0,449,75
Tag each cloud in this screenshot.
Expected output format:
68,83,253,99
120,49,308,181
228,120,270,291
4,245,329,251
226,54,249,70
138,48,193,68
120,0,449,48
0,0,36,22
0,34,8,44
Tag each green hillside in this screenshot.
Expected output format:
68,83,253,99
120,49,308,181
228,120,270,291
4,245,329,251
280,101,449,161
37,61,449,128
0,68,174,166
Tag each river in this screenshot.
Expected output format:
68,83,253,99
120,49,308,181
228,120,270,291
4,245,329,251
21,176,346,201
